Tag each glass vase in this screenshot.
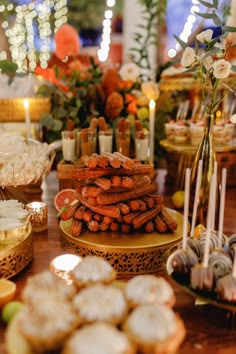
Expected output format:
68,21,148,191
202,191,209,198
189,114,218,227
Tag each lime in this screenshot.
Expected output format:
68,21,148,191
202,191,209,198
2,301,23,324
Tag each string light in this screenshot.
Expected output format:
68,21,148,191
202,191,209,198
97,0,116,62
168,0,199,58
0,1,68,71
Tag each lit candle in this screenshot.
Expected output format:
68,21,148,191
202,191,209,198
26,202,48,232
24,99,31,140
149,99,156,164
50,254,82,283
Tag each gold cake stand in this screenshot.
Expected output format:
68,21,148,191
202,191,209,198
0,223,33,279
60,208,183,275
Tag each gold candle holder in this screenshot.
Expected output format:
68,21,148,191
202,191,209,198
26,202,48,232
50,254,82,283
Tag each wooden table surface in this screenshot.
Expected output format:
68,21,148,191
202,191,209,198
0,169,236,354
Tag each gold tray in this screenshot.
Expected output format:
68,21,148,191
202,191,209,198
60,208,183,275
0,223,33,279
160,139,236,153
165,245,236,312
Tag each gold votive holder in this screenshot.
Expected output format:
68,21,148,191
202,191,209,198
26,202,48,232
50,254,82,283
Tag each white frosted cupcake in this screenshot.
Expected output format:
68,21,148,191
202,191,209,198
124,275,175,308
18,299,79,352
70,256,116,288
62,322,136,354
22,270,76,304
123,304,186,354
72,283,128,325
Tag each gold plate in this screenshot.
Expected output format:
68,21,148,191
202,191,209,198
60,208,183,275
165,245,236,312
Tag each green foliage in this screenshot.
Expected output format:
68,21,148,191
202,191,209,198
175,0,236,115
130,0,167,80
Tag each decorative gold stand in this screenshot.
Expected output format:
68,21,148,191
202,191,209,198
0,224,33,279
60,209,183,275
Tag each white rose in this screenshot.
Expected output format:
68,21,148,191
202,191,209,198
196,29,213,43
212,59,232,79
230,114,236,124
141,81,159,100
181,47,195,67
119,63,141,82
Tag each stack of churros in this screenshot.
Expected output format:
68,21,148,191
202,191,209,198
59,152,178,237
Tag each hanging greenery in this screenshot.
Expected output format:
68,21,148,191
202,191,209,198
130,0,167,80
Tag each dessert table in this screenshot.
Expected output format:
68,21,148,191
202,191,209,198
0,169,236,353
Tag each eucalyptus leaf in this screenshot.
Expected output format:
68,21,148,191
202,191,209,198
213,0,218,8
52,119,64,132
194,11,219,20
231,65,236,72
173,35,187,49
198,0,215,8
40,113,55,128
224,26,236,33
0,60,18,75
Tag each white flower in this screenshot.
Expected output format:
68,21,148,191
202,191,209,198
119,63,141,82
230,114,236,124
196,29,213,43
181,47,195,67
212,59,232,79
200,54,213,70
141,81,159,100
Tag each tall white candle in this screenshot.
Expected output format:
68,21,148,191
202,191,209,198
182,168,191,251
149,99,155,164
24,99,31,140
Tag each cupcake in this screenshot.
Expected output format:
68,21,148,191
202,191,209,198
62,322,136,354
124,275,175,308
18,299,79,352
164,120,176,142
70,256,116,289
123,304,186,354
21,270,77,304
72,283,128,325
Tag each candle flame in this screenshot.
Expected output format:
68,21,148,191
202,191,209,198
24,99,29,109
149,99,155,109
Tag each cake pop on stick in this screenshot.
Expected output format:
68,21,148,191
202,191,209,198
216,246,236,302
211,161,218,231
190,177,214,291
170,168,198,276
218,168,227,247
190,160,203,238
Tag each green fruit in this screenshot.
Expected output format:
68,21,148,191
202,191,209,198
2,301,23,324
172,190,185,209
137,107,149,121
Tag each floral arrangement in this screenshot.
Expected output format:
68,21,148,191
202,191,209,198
36,43,159,143
175,0,236,117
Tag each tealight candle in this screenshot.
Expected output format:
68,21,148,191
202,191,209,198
26,202,48,232
50,254,82,283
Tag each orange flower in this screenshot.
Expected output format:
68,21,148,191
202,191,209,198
54,24,80,60
35,66,69,92
102,68,120,97
105,92,124,120
125,93,138,115
119,80,134,90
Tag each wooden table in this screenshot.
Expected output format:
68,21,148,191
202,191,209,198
0,169,236,354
